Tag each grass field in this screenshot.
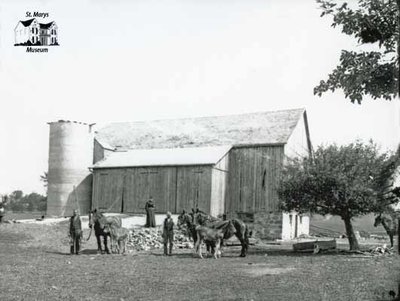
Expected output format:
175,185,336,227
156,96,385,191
0,218,399,301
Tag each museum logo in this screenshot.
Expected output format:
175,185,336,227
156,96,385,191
14,12,59,53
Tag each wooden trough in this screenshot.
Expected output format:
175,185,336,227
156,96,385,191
293,240,336,254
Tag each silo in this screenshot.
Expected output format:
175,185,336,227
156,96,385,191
46,120,95,216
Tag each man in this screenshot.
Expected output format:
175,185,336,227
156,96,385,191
69,209,82,255
163,211,174,256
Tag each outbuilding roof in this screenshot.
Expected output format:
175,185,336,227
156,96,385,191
92,145,232,169
95,108,305,150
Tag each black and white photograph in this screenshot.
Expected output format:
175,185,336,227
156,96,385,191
0,0,399,300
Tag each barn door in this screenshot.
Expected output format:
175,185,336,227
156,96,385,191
176,167,211,213
123,168,177,214
123,168,153,213
92,170,124,213
193,170,204,209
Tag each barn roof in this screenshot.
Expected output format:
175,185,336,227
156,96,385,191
95,108,305,149
91,145,232,169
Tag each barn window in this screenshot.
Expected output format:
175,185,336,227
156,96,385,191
299,216,303,224
262,169,266,189
289,214,293,225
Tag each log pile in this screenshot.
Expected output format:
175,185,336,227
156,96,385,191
127,227,193,251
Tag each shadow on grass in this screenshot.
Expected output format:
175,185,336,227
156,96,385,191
247,247,368,257
150,252,196,258
45,249,100,256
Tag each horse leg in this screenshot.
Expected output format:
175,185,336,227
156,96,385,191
95,235,102,254
118,240,122,254
237,232,248,257
214,239,221,259
194,238,203,259
104,235,111,254
240,226,250,257
198,239,203,259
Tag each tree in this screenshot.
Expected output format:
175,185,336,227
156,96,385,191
4,191,47,212
314,0,399,103
278,141,394,250
22,193,47,212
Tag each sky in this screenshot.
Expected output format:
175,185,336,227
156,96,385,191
0,0,399,195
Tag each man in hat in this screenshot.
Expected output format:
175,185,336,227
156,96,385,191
163,211,174,256
69,209,82,255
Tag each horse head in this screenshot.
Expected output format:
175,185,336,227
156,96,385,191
177,210,193,230
374,214,382,227
227,220,237,236
88,209,96,228
89,209,108,230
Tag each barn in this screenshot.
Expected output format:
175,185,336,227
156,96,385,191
46,108,312,239
90,146,230,217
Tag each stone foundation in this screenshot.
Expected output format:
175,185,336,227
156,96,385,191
253,211,283,240
229,211,283,240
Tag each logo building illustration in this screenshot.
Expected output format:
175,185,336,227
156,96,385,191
14,18,59,46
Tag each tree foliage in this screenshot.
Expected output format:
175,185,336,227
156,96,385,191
314,0,399,103
278,141,395,250
5,190,47,212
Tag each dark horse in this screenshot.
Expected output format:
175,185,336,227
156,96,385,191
177,210,214,253
88,209,122,254
178,209,250,257
374,213,398,248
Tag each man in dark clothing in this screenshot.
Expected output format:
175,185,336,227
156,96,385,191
69,209,82,255
163,211,174,256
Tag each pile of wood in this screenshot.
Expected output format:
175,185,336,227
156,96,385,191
127,227,193,251
367,244,392,256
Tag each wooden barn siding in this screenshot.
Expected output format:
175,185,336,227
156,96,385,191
176,166,212,213
123,167,177,213
93,139,105,164
92,169,124,212
284,112,311,159
226,146,284,214
210,154,229,217
92,165,213,214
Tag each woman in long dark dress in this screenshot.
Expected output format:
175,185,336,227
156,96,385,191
145,197,156,227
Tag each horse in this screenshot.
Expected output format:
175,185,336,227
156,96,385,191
193,211,251,257
194,221,236,259
104,224,130,254
177,210,215,254
374,213,398,248
88,209,122,254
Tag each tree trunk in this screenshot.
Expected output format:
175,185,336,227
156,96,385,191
342,216,359,251
398,216,400,255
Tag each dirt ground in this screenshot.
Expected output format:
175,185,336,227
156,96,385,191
0,220,399,301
